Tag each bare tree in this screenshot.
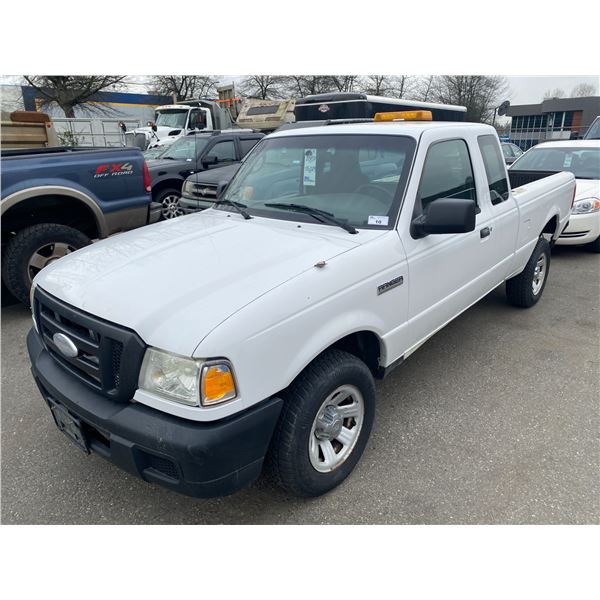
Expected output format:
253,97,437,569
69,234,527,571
330,75,361,93
571,82,597,97
413,76,436,101
426,75,509,123
238,75,289,100
149,76,218,101
24,75,126,118
362,76,414,98
543,88,565,100
284,76,337,97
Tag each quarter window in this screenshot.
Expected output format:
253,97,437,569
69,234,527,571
417,139,477,213
240,138,261,157
478,135,509,204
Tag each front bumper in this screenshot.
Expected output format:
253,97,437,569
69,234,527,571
27,328,283,497
179,195,214,213
557,211,600,246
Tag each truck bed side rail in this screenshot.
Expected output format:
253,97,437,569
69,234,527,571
508,170,559,190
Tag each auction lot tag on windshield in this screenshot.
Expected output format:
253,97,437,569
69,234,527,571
303,149,317,186
368,215,389,226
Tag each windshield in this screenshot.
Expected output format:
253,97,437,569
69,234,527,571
511,146,600,180
584,118,600,140
144,145,168,159
159,136,210,161
155,109,188,129
222,134,416,229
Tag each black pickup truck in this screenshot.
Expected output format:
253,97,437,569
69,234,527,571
147,130,264,219
1,146,160,304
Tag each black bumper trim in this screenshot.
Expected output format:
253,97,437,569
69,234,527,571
28,328,283,497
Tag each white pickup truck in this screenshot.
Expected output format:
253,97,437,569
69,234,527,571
27,113,575,498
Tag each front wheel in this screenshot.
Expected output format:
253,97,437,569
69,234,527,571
266,349,375,497
506,236,551,308
587,236,600,253
156,188,184,220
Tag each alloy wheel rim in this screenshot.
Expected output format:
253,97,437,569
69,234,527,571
161,194,183,219
532,253,547,295
27,242,76,284
309,384,365,473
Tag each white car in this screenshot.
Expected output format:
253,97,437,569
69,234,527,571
28,115,575,498
510,140,600,252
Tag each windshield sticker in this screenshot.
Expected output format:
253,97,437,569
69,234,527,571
303,149,317,186
563,155,572,167
368,215,389,226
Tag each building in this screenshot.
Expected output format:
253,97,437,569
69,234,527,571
506,96,600,150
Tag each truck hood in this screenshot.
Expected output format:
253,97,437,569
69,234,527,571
186,163,241,185
35,211,362,356
574,178,600,199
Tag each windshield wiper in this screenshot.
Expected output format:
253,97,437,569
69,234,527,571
214,198,252,220
264,203,357,234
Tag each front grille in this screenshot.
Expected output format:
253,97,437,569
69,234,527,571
146,454,179,480
560,230,591,238
34,288,146,401
190,183,218,200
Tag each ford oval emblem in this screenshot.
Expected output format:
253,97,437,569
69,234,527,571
52,333,78,358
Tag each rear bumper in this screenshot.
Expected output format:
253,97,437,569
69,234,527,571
27,328,283,497
557,211,600,246
149,201,162,224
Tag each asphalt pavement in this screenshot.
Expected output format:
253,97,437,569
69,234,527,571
1,245,598,524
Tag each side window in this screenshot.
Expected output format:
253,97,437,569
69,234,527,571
501,144,513,158
209,140,236,163
478,135,509,204
239,138,261,157
188,110,206,130
418,139,477,213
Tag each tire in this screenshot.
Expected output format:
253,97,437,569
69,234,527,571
587,236,600,253
506,236,551,308
266,348,376,497
1,224,90,305
156,188,183,220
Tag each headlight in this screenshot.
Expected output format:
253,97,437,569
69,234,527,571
182,180,195,197
138,347,237,407
572,197,600,214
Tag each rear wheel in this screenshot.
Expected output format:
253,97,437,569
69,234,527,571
506,237,551,308
2,224,90,305
266,349,375,497
156,188,183,220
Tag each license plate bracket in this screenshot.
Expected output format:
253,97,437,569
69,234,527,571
49,400,90,454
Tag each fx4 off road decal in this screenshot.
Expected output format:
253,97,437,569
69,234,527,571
94,163,134,178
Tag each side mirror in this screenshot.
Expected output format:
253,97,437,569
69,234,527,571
202,154,219,168
216,180,228,199
411,198,477,238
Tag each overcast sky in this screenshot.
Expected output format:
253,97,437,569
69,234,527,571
505,76,598,104
2,74,597,106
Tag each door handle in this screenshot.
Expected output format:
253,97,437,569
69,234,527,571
480,226,492,239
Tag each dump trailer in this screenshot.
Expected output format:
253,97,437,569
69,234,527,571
0,111,58,150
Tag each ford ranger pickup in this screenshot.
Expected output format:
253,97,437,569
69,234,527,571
27,112,575,498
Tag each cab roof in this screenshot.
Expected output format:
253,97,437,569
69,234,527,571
269,120,494,140
532,139,600,149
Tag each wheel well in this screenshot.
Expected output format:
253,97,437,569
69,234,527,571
152,179,183,200
1,195,99,239
330,331,382,378
542,215,558,237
